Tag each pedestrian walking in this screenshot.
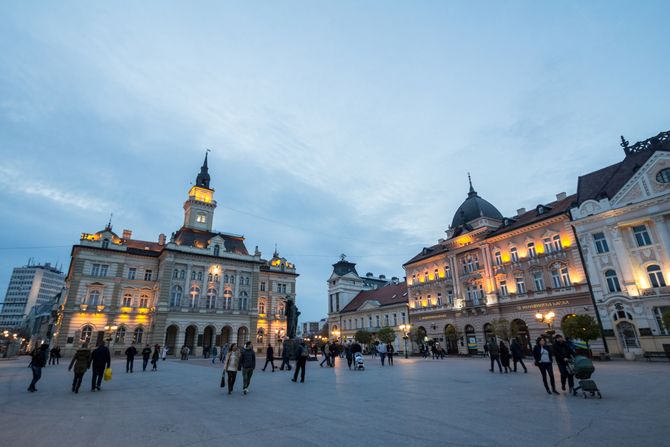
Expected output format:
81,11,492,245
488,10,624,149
533,337,560,395
27,344,49,392
320,343,330,367
499,341,511,373
377,341,387,366
279,342,292,371
345,343,353,369
68,343,91,393
90,342,111,392
291,341,309,383
203,345,210,359
142,344,152,371
221,343,229,364
211,346,218,365
151,344,160,371
262,344,275,372
329,342,337,367
487,338,503,373
510,339,528,373
386,343,394,366
125,343,137,373
161,345,169,361
49,346,61,365
553,335,575,394
223,343,239,395
239,342,256,395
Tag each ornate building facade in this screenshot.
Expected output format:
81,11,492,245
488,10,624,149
55,155,298,356
571,131,670,357
404,179,601,355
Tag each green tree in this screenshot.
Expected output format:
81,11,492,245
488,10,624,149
354,329,372,345
491,318,511,341
377,327,396,344
561,314,601,347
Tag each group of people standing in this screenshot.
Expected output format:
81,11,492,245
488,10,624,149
124,343,162,373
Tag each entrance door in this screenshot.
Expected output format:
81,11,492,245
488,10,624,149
617,321,640,351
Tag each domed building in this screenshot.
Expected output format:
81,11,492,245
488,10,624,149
448,175,503,238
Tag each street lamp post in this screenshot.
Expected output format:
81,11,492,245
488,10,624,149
399,324,411,359
535,311,556,343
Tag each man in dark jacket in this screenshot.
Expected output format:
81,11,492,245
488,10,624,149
142,344,152,371
487,338,503,373
553,335,575,393
27,344,49,392
238,342,256,395
510,339,527,373
291,341,309,383
125,344,138,373
90,342,111,391
279,341,292,371
262,344,275,372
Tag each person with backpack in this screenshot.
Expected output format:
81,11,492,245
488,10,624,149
142,344,152,371
124,343,137,373
291,341,309,383
27,344,49,392
239,342,256,395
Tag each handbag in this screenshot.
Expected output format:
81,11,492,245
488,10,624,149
220,372,225,388
103,367,112,381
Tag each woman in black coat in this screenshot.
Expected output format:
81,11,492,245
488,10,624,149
499,341,511,373
533,337,559,395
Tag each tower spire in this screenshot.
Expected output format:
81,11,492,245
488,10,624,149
195,149,211,189
467,172,476,197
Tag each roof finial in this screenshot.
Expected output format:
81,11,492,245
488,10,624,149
204,148,210,167
467,172,476,196
620,135,630,155
106,213,113,230
273,243,278,257
340,253,347,261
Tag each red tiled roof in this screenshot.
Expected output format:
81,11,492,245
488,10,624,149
340,282,408,313
125,239,163,252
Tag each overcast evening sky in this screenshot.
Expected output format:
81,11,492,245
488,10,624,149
0,1,669,322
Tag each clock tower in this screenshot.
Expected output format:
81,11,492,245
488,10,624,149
183,152,217,231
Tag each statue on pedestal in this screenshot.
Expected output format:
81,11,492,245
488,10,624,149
285,299,300,340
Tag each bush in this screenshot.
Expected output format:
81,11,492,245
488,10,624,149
377,327,396,344
354,330,372,345
561,314,600,347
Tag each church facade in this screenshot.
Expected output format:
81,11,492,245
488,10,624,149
54,155,298,357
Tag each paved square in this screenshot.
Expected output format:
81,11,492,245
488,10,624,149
0,355,667,446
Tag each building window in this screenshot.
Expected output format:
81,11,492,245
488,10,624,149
139,294,149,308
133,327,144,344
100,265,108,277
368,316,373,328
447,290,454,305
510,247,519,263
656,168,670,183
102,239,110,249
190,286,200,308
375,315,380,327
384,315,389,326
115,326,126,343
494,252,502,266
393,313,398,326
533,271,545,291
551,269,562,288
633,225,652,247
553,235,562,251
445,265,451,279
593,232,609,254
260,282,266,292
259,301,266,314
560,267,571,287
527,242,537,258
605,270,621,293
197,271,203,281
499,280,508,297
81,325,93,343
208,273,213,282
654,307,670,335
401,312,406,324
191,271,196,280
87,290,100,306
239,291,248,310
206,288,216,309
214,274,219,282
515,276,526,294
170,286,182,307
543,238,552,254
196,213,207,224
213,245,220,256
91,264,100,276
144,270,152,281
122,293,132,307
437,293,443,306
647,264,666,288
172,269,179,279
223,291,232,310
180,270,185,279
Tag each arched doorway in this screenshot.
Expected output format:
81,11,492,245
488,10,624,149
237,326,249,345
465,324,477,354
483,323,494,343
221,326,232,346
185,325,197,351
616,321,640,352
203,326,215,354
164,325,179,355
444,324,459,355
511,319,531,355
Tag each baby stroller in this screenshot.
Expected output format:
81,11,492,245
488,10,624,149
571,355,601,399
354,352,365,371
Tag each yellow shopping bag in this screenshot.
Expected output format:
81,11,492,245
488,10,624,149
103,367,112,381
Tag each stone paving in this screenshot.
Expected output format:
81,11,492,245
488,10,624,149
0,354,668,447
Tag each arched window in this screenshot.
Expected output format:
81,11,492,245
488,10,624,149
88,290,100,306
605,270,621,293
122,293,132,307
238,291,248,310
510,247,519,263
206,288,216,309
208,273,213,282
224,274,229,283
133,327,144,344
115,326,126,343
551,268,561,288
139,294,149,308
245,277,250,286
256,328,264,344
190,285,200,308
180,270,185,279
171,286,182,307
102,238,110,249
214,245,220,256
258,300,266,314
223,290,232,310
553,234,562,251
527,242,536,258
214,274,219,283
197,271,203,281
647,265,666,288
81,325,93,343
173,269,179,279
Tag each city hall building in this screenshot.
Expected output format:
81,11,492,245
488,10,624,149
54,155,298,357
404,178,601,355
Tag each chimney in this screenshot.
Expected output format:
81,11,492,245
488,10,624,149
391,276,399,284
158,233,166,245
122,229,132,239
516,208,526,216
366,272,373,278
379,274,386,280
556,192,567,201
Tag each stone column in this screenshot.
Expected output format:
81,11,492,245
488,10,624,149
175,326,185,355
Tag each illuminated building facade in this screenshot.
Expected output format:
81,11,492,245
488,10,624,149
571,131,670,357
55,154,298,357
404,178,600,355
